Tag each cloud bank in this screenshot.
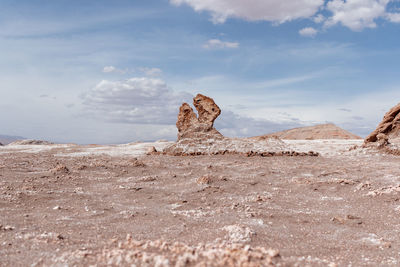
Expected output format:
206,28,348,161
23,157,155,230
82,77,306,139
171,0,400,33
171,0,324,24
83,77,192,124
325,0,390,31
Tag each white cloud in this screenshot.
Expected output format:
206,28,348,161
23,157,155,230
171,0,400,32
103,66,163,76
170,0,324,24
313,14,325,23
203,39,239,49
138,67,163,76
82,76,307,139
325,0,390,31
387,12,400,22
83,77,192,124
299,27,318,37
102,66,127,74
103,66,116,73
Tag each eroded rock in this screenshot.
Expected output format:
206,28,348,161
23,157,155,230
365,103,400,146
177,94,222,140
164,93,313,156
193,94,221,127
176,103,197,135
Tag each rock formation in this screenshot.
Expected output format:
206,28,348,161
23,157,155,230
0,134,24,145
193,94,221,127
261,124,361,140
8,139,54,145
164,94,317,156
365,103,400,146
176,94,223,140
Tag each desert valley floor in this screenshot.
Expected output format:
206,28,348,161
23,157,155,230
2,140,400,266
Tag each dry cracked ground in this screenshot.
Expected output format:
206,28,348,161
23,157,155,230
1,140,400,266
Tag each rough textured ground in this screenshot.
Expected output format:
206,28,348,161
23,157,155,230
164,136,299,156
262,124,362,140
2,140,400,266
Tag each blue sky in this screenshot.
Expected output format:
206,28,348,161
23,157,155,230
1,0,400,144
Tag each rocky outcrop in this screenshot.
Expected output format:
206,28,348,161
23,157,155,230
8,139,54,145
176,94,223,140
176,103,197,135
365,103,400,146
0,134,25,145
164,94,317,156
193,94,221,127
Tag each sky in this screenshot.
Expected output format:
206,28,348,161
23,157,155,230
1,0,400,144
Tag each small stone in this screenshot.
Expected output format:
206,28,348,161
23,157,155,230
52,164,69,174
382,241,392,249
331,217,345,224
3,225,14,231
346,214,361,220
146,146,157,155
196,175,212,185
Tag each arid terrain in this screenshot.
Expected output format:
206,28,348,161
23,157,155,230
2,139,400,266
2,96,400,266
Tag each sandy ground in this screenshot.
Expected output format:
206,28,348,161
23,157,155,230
2,139,400,266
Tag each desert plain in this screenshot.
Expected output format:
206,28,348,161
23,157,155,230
2,138,400,266
2,95,400,266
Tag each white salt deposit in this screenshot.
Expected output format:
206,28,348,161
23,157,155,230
55,141,174,157
0,144,72,154
284,139,364,157
0,139,365,157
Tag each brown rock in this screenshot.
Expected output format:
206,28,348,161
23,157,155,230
376,133,389,147
365,103,400,144
146,146,157,155
176,94,222,140
193,94,221,127
176,103,197,134
52,164,70,174
196,175,212,185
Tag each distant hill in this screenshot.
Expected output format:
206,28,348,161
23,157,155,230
260,124,362,140
0,134,25,145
